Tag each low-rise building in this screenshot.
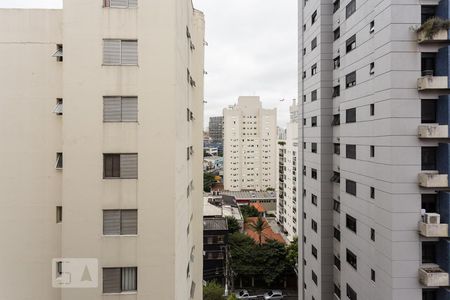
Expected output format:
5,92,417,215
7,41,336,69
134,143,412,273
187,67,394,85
203,218,228,284
222,190,277,212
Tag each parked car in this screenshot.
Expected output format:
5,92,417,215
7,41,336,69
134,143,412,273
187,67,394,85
263,290,283,300
235,289,250,299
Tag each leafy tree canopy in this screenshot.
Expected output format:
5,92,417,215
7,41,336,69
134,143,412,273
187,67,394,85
203,281,224,300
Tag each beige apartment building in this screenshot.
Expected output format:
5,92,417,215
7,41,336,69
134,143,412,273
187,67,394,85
223,96,277,192
0,1,204,299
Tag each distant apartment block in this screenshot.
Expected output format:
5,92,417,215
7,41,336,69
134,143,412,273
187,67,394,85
277,100,299,242
209,116,224,143
223,96,277,191
299,0,450,300
0,2,204,300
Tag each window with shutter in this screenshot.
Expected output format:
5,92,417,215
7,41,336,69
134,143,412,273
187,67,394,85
103,39,138,65
103,268,121,293
103,40,121,65
121,97,138,122
120,154,138,179
104,154,121,178
121,267,137,291
103,210,121,235
121,210,138,235
103,97,122,122
121,40,138,65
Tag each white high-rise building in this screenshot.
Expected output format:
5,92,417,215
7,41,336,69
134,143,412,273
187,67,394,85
0,2,204,300
277,100,300,242
299,0,450,300
223,96,277,191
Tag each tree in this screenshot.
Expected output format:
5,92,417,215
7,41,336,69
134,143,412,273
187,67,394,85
228,233,260,277
259,240,288,286
204,172,216,192
226,216,240,234
286,237,298,271
227,294,238,300
240,205,259,219
247,216,270,245
203,281,224,300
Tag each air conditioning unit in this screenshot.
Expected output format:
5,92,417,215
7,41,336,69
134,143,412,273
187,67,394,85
424,213,441,224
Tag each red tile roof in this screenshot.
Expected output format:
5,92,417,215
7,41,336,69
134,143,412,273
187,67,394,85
250,202,266,213
244,217,285,244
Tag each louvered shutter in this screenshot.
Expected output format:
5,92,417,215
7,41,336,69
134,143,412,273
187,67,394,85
103,210,121,235
121,267,137,291
110,0,128,7
104,97,122,122
103,268,121,293
120,154,138,179
121,40,138,65
121,210,137,235
121,97,138,122
128,0,138,8
103,40,121,65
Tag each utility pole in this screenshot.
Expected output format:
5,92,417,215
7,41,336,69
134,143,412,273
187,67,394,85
223,245,229,296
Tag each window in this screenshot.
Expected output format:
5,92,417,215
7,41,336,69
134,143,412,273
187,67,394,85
346,0,356,18
312,245,318,258
370,20,375,33
103,209,138,235
311,90,317,101
347,284,357,300
370,145,375,157
422,100,437,123
187,108,194,121
103,154,138,179
422,147,437,170
311,10,317,25
370,103,375,116
371,269,376,282
311,168,317,180
346,108,356,123
103,267,137,293
331,171,340,183
311,194,317,206
303,48,306,56
104,0,138,8
370,62,375,75
346,35,356,53
303,71,306,79
311,63,317,76
423,289,437,300
311,219,318,232
370,187,375,199
334,227,341,241
346,180,356,196
52,44,63,62
56,153,63,169
53,98,63,115
56,206,62,223
311,116,317,127
346,144,356,159
422,194,438,213
103,39,138,65
333,199,340,213
334,255,341,270
332,114,340,126
303,118,307,126
333,56,340,69
303,95,307,102
422,242,436,263
333,85,340,98
334,143,340,155
303,24,306,32
103,96,138,122
346,249,357,270
312,270,318,285
333,0,340,13
187,146,194,160
311,143,317,153
311,37,317,50
346,214,357,233
334,284,341,298
370,228,375,241
346,71,356,88
334,27,340,41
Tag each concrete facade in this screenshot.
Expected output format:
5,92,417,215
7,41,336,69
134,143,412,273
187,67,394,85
0,1,204,299
299,0,450,300
223,96,277,191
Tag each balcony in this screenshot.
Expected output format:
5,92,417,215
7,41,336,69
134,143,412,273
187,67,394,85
419,171,448,188
418,124,449,139
419,213,448,237
418,29,450,44
419,264,449,287
417,75,450,93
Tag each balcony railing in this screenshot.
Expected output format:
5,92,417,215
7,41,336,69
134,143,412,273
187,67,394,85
419,264,449,287
418,29,450,44
417,75,450,91
419,213,448,237
419,171,448,188
418,124,449,139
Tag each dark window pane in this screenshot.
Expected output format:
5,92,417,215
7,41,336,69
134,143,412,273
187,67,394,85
421,147,437,170
421,100,437,123
422,242,436,263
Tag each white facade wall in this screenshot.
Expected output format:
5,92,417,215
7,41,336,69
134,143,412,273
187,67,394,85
223,96,277,191
0,2,204,300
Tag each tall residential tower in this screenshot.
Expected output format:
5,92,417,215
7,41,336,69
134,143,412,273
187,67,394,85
223,96,277,191
299,0,450,299
0,1,204,299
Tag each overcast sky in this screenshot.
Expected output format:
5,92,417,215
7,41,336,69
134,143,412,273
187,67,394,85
1,0,297,128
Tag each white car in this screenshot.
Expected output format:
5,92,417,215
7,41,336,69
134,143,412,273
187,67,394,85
235,290,250,299
263,290,283,300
